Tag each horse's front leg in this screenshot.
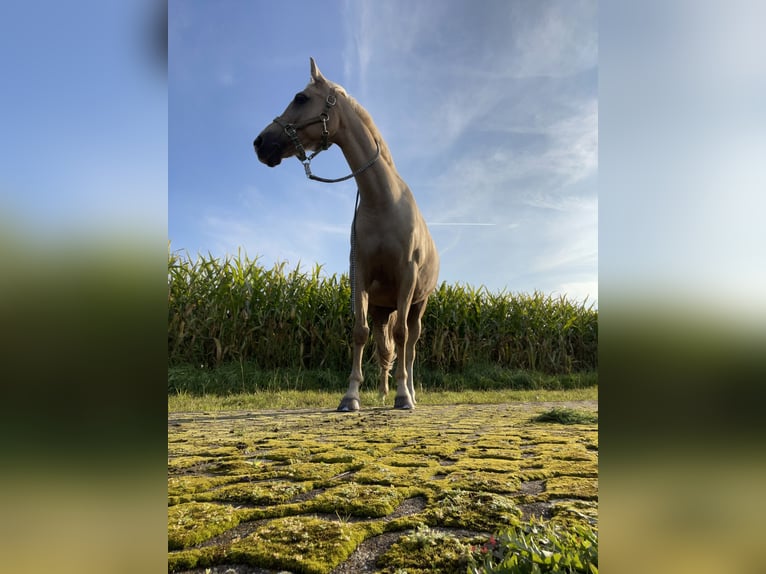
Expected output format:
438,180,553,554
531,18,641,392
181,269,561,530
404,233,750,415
338,290,369,412
393,264,418,410
404,299,428,405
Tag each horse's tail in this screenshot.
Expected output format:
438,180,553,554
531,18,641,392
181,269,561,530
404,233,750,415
378,310,397,368
371,310,396,398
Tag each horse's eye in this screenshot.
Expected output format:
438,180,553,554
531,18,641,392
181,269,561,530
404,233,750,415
293,93,309,105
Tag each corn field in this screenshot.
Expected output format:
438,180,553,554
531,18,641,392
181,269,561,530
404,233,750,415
168,250,597,374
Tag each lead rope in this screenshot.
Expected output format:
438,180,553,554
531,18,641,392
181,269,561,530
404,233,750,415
349,188,360,316
306,141,380,183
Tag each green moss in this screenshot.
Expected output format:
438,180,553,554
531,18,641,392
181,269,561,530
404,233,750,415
204,480,313,505
168,475,237,505
547,458,598,476
439,470,522,494
424,490,521,531
354,460,431,486
192,446,241,457
546,476,599,500
471,435,522,452
167,545,230,572
516,469,553,482
167,549,198,572
227,516,368,574
167,455,214,473
269,460,354,482
168,502,243,550
310,452,365,464
451,456,521,474
257,445,310,461
550,499,599,523
377,525,477,574
209,458,271,475
383,454,434,468
307,484,404,517
383,514,429,533
393,440,463,459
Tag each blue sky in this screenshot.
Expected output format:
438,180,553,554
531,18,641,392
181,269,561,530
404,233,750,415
169,0,598,305
0,0,167,240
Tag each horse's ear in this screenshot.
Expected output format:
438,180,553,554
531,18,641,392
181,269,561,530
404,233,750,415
310,57,326,85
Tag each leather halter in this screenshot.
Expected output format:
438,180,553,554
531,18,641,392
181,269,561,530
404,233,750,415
271,91,381,183
272,92,336,163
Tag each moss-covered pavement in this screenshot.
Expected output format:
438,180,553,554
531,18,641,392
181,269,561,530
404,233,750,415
168,401,598,573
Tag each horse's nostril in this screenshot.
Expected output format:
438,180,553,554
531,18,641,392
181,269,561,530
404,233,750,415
253,135,262,148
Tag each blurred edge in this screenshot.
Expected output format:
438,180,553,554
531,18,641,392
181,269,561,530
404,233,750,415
0,1,168,572
600,1,766,573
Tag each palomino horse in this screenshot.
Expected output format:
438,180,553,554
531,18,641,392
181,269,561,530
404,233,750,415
253,58,439,411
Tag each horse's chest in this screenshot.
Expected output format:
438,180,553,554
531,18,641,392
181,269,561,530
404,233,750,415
357,239,405,291
357,226,408,260
354,207,417,296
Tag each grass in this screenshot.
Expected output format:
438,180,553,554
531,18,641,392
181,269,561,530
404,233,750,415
168,387,597,413
168,362,597,396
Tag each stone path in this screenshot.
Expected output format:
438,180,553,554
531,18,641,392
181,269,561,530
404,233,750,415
168,402,597,573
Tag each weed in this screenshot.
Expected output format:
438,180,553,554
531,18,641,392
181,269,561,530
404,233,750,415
468,519,598,573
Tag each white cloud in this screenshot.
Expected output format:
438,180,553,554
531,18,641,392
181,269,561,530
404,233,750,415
558,281,598,307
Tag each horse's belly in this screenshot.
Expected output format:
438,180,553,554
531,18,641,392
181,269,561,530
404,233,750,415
367,280,397,308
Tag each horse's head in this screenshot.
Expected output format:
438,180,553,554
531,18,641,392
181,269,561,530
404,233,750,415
254,58,341,167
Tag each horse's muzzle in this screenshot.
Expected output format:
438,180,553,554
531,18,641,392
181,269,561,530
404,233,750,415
253,133,283,167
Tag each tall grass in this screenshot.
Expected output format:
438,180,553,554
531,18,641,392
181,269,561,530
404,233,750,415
168,249,597,375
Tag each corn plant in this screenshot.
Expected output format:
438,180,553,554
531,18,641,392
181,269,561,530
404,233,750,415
168,248,597,374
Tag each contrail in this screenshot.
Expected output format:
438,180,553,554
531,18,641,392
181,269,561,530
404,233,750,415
428,222,497,226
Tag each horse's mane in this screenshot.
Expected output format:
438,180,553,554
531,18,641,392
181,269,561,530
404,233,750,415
331,82,395,168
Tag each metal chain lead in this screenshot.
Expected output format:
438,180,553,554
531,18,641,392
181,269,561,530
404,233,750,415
350,188,360,315
306,140,380,183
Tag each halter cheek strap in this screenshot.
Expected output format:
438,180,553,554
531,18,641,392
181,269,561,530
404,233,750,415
271,91,381,183
272,93,337,163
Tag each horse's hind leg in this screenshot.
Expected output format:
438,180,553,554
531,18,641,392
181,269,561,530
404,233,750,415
371,306,396,403
338,290,369,412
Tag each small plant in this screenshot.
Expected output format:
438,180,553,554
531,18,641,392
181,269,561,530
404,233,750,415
532,408,597,425
378,524,475,573
468,519,598,573
407,523,452,549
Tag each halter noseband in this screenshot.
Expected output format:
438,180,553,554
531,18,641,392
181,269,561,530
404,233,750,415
271,91,381,184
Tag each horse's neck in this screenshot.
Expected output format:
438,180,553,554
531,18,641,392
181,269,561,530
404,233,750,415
335,102,400,206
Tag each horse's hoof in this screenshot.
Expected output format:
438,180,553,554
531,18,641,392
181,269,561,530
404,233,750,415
394,396,414,410
337,398,361,412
